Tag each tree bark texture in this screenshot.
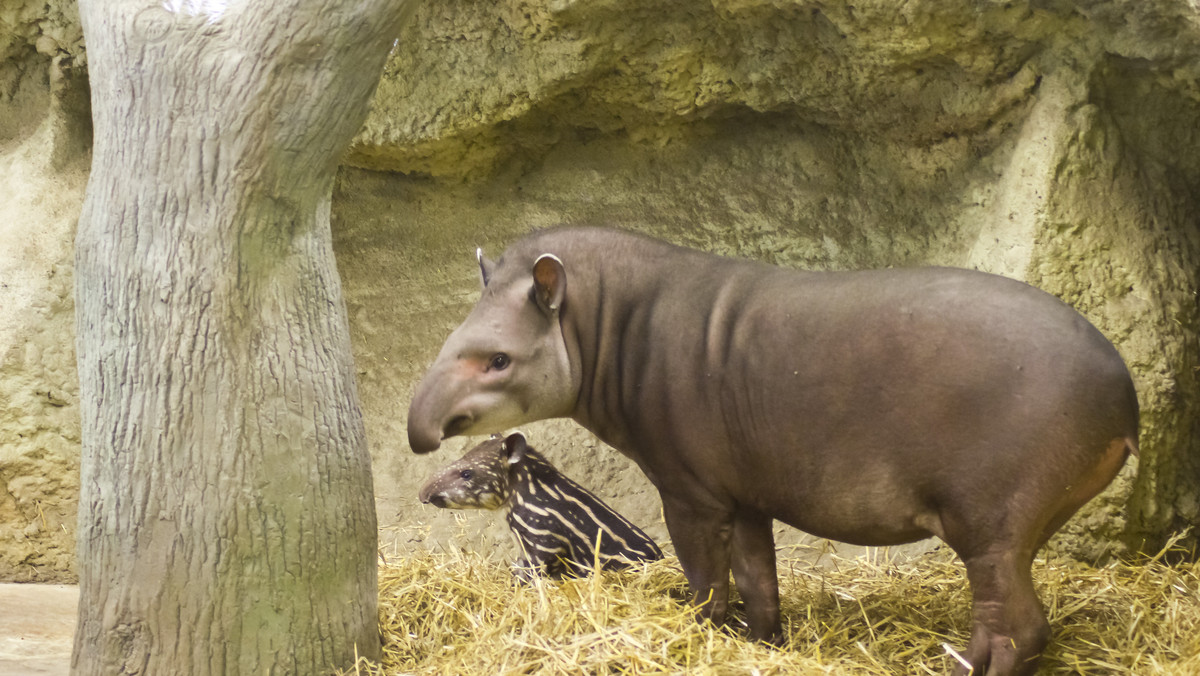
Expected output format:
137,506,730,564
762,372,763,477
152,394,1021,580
72,1,412,673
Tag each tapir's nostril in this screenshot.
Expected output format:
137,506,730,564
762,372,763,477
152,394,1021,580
444,415,473,438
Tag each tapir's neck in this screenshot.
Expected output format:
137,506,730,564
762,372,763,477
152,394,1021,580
542,230,711,454
563,292,637,451
512,227,768,468
502,448,558,508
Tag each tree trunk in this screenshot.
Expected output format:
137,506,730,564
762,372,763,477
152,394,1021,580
72,1,412,673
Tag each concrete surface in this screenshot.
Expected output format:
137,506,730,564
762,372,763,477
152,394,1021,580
0,584,75,676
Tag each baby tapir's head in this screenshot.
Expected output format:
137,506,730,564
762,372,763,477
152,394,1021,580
418,432,531,510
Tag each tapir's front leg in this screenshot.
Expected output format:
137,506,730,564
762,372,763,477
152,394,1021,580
661,494,734,627
731,511,783,644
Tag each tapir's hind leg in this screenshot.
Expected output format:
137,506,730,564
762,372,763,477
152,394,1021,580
947,437,1131,675
955,547,1048,676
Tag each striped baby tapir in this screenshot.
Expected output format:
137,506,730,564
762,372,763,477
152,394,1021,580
418,432,663,579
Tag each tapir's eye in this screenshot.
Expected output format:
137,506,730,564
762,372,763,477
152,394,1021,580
460,469,473,480
488,353,511,371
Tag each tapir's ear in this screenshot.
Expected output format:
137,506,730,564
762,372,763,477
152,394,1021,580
502,432,529,465
532,254,566,313
477,248,496,288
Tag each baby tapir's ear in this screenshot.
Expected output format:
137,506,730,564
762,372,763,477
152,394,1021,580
502,432,529,465
532,254,566,314
477,247,496,288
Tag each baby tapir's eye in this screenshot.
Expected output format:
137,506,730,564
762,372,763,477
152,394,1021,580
459,469,473,480
489,353,511,371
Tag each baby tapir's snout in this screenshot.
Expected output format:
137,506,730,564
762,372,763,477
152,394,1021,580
420,491,450,509
418,436,512,510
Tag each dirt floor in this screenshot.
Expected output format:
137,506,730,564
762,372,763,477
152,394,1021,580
0,583,76,676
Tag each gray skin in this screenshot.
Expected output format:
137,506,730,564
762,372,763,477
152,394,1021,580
407,226,1139,676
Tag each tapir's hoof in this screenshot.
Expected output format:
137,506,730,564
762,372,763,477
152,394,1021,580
753,631,785,648
722,601,784,647
956,629,1045,676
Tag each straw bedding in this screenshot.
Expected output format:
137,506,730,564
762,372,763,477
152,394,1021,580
348,532,1199,675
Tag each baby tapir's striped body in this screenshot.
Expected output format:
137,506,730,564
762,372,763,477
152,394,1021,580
419,432,662,579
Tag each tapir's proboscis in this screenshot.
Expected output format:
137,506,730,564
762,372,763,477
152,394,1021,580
406,227,1138,676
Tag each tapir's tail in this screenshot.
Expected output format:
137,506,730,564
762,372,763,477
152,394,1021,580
1125,436,1140,458
1121,369,1140,458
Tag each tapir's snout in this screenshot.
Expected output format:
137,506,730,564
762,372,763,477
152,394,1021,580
409,406,483,456
407,407,447,455
417,474,447,507
419,488,447,507
409,434,441,455
407,359,483,454
407,373,451,454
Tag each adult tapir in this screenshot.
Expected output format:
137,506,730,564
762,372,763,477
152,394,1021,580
407,226,1138,676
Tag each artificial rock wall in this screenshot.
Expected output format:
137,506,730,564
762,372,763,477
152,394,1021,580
1,0,87,581
2,0,1198,581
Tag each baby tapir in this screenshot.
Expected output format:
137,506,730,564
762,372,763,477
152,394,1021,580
419,432,663,579
406,226,1139,676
